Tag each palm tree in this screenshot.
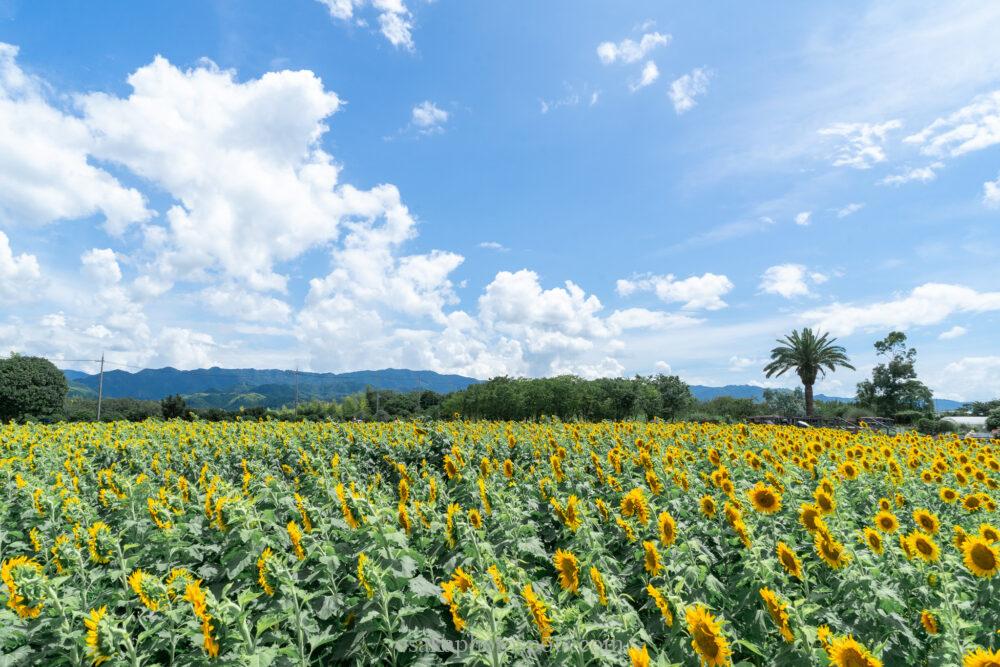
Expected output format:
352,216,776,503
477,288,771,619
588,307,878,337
763,328,854,417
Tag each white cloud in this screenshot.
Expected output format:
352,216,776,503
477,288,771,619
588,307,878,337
794,211,812,226
80,248,122,286
668,67,712,114
984,173,1000,207
759,263,827,299
0,43,150,230
818,119,902,169
411,100,448,133
728,355,758,372
801,283,1000,336
616,272,734,310
629,61,659,92
938,325,968,340
879,162,944,186
654,360,672,373
904,90,1000,157
316,0,415,49
478,241,507,252
200,285,292,323
597,32,670,65
933,356,1000,402
76,55,401,293
0,230,41,302
836,203,864,218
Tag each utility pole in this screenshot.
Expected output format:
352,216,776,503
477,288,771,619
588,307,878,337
294,365,299,410
96,353,105,422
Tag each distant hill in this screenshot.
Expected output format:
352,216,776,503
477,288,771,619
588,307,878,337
689,384,964,412
59,368,967,412
62,367,481,408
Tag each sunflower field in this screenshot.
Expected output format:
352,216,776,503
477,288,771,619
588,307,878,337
0,420,998,666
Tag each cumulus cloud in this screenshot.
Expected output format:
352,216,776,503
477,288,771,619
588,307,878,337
794,211,812,226
411,100,448,133
933,356,1000,402
818,119,902,169
617,272,734,310
316,0,415,49
0,43,150,230
801,283,1000,336
938,325,967,340
77,55,406,294
984,173,1000,207
836,203,864,218
629,61,659,92
669,67,712,114
759,264,827,299
200,285,292,323
0,230,42,302
597,32,670,65
880,162,943,186
904,90,1000,157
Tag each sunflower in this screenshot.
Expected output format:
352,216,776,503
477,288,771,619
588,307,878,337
814,529,851,569
800,503,824,532
920,610,939,635
878,497,892,512
589,567,607,606
445,503,460,548
646,584,673,626
814,489,836,515
863,527,884,555
776,542,803,580
287,520,305,560
962,536,1000,578
521,584,553,645
963,494,983,512
685,603,732,667
700,495,717,518
468,508,483,530
953,525,969,550
759,587,793,642
563,495,583,531
748,482,782,514
87,521,114,564
817,625,833,648
84,606,114,666
940,487,959,503
979,523,1000,543
964,647,1000,667
128,569,166,612
357,552,373,598
874,510,899,533
621,488,651,525
643,541,663,575
628,645,651,667
913,509,940,535
257,547,276,596
658,510,678,548
826,635,882,667
553,549,580,593
1,556,45,619
440,567,476,631
906,531,940,563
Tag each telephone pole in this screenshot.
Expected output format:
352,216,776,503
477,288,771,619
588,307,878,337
96,353,105,421
294,365,299,409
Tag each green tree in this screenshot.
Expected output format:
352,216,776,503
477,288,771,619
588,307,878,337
160,393,189,420
0,353,68,422
763,328,855,417
986,408,1000,432
652,374,694,419
762,387,806,418
855,331,933,416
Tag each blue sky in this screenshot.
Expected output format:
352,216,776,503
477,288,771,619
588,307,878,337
0,1,998,400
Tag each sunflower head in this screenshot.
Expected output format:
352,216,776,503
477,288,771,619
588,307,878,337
658,511,678,547
776,541,803,580
84,606,118,666
643,541,663,575
553,549,580,592
826,635,882,667
962,536,1000,578
979,523,1000,544
628,645,651,667
913,509,940,535
963,647,1000,667
863,527,884,555
749,482,782,514
874,510,899,533
906,531,940,563
1,556,46,619
700,495,717,518
685,603,732,667
920,610,939,635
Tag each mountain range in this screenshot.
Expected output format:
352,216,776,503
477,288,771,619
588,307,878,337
61,367,965,411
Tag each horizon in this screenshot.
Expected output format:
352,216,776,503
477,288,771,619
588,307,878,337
1,2,998,402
